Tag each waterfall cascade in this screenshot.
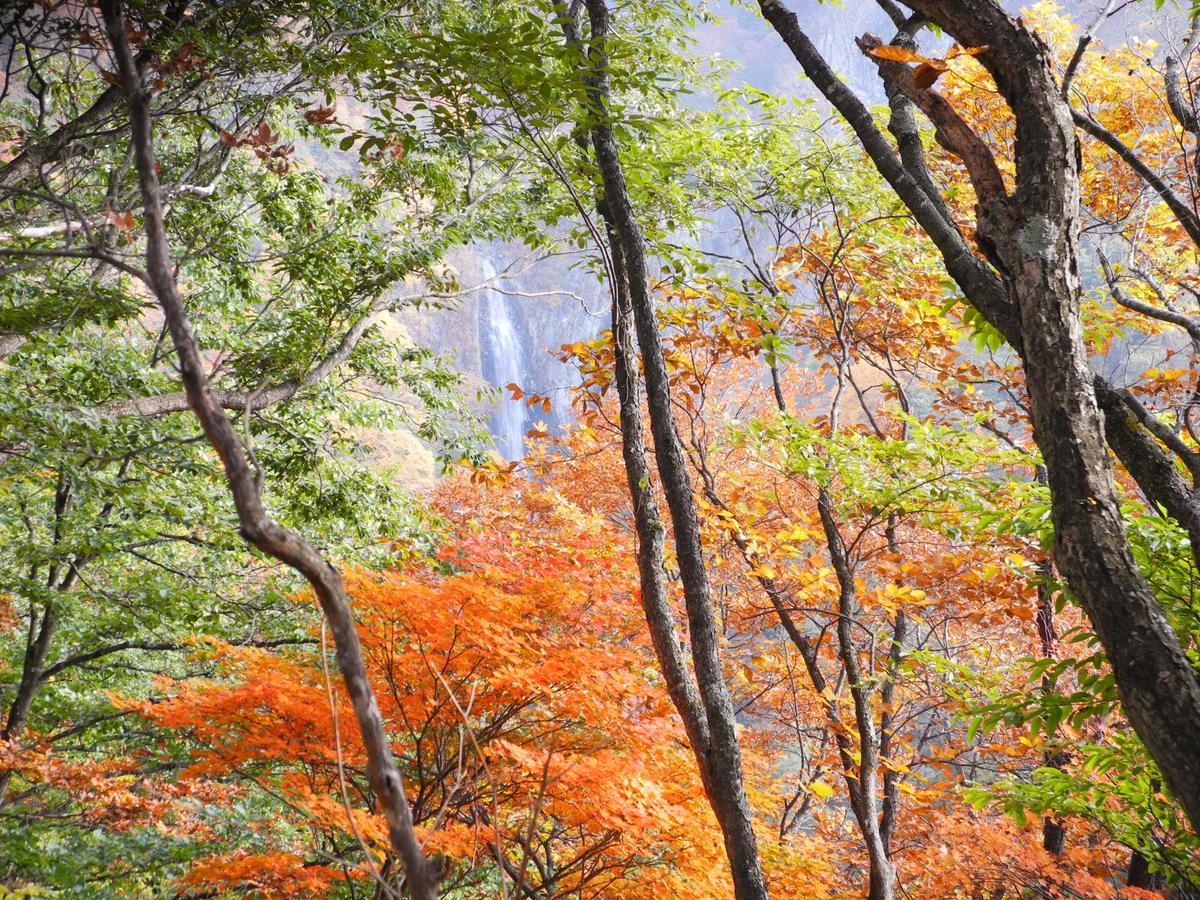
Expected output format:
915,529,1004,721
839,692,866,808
477,261,528,459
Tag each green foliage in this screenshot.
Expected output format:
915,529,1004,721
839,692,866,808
957,489,1200,891
4,0,1200,894
0,1,498,891
965,733,1200,887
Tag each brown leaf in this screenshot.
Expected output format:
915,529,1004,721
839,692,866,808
303,105,337,125
914,63,945,90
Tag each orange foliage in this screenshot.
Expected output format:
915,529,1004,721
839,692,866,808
0,737,232,839
122,483,828,895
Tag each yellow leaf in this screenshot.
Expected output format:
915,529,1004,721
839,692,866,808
809,780,835,799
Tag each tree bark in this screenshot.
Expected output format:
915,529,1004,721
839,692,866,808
0,603,56,807
1126,848,1166,891
817,491,895,900
580,2,768,896
759,0,1200,832
1033,472,1068,858
98,3,440,895
608,228,715,777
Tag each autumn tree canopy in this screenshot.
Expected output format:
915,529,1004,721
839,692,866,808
2,0,1199,897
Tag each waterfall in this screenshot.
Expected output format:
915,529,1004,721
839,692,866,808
477,261,527,459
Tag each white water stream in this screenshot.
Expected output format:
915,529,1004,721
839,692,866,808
477,261,527,459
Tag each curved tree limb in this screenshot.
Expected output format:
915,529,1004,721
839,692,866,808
757,0,1023,349
760,0,1200,832
98,3,441,895
858,33,1008,206
0,5,180,191
1097,250,1200,345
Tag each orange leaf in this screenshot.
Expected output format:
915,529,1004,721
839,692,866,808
946,43,990,59
868,45,929,64
106,209,136,230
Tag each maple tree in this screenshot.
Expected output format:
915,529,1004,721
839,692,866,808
113,476,835,896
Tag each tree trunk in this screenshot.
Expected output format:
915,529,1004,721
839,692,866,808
758,0,1200,832
607,231,715,777
579,2,768,895
1034,497,1068,858
0,603,56,807
817,491,896,900
98,3,440,895
1126,849,1166,892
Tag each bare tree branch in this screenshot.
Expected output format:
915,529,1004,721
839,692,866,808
42,636,316,679
1060,0,1119,98
1071,108,1200,247
91,295,389,419
1097,248,1200,344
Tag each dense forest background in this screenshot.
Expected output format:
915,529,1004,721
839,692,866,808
2,0,1200,897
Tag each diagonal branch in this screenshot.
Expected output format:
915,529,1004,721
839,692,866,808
1071,108,1200,248
98,2,441,895
1060,0,1119,98
873,0,910,29
0,10,178,191
90,295,389,419
42,636,316,679
1097,249,1200,345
